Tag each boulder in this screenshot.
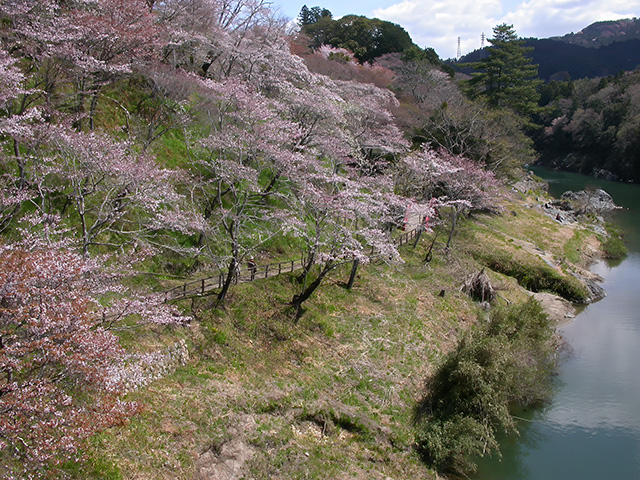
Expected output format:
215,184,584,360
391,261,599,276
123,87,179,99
560,188,618,213
592,168,620,182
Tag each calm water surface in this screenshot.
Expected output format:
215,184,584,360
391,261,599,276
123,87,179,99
474,167,640,479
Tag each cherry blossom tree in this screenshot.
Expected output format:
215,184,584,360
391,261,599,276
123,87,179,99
2,0,163,131
44,129,194,255
0,219,191,475
158,0,275,79
300,44,396,88
0,234,136,474
65,0,163,130
286,158,404,318
187,76,299,304
0,49,34,230
170,21,411,309
333,79,408,176
396,147,502,251
133,66,193,151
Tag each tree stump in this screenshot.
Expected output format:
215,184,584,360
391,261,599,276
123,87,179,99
461,268,496,303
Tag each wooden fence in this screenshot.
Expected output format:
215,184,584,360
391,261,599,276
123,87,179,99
396,226,421,246
164,226,423,301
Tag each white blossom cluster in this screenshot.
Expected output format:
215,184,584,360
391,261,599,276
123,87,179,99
107,340,190,392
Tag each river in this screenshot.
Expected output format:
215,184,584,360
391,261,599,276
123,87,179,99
474,167,640,479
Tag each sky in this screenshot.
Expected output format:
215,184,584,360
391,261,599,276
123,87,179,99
271,0,640,59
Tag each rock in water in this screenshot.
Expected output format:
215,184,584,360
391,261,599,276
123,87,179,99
560,188,619,213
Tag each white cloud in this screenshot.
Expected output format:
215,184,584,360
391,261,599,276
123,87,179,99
374,0,640,59
503,0,640,39
375,0,502,59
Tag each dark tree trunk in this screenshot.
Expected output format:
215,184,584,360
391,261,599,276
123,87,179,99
263,172,280,195
216,257,237,307
346,259,359,290
424,230,439,263
290,262,334,320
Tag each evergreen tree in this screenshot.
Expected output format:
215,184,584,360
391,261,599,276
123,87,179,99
297,5,332,26
302,14,413,63
464,24,542,120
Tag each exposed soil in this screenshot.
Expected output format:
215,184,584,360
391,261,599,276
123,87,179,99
532,291,578,325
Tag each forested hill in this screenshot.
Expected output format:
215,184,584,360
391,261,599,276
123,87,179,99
453,18,640,182
552,18,640,48
535,70,640,182
459,37,640,81
528,38,640,80
0,1,539,477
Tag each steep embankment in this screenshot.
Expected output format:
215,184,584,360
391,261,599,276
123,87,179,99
70,179,606,480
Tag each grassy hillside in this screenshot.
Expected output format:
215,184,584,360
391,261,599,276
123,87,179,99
0,3,611,477
61,184,603,480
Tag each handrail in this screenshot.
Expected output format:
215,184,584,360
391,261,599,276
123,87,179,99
164,226,424,301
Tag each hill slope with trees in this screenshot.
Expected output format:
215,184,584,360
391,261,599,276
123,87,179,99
0,2,608,478
536,71,640,182
552,17,640,48
457,17,640,82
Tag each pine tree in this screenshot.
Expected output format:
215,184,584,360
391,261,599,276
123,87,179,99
298,5,332,26
464,24,542,120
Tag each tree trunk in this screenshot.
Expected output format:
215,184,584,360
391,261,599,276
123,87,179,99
291,262,334,320
216,257,237,306
424,230,439,263
263,172,280,195
89,91,99,131
88,81,104,131
346,259,359,290
216,227,240,306
13,139,26,189
297,248,316,285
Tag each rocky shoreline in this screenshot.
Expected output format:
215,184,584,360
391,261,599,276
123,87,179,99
514,173,619,323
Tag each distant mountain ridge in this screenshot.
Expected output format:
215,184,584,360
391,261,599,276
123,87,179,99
456,18,640,81
525,37,640,80
552,18,640,48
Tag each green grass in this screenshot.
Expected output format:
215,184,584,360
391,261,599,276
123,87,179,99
470,248,588,302
564,229,589,264
51,192,602,480
602,222,628,260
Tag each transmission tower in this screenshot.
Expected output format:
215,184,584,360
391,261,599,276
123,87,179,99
456,37,461,61
481,32,486,49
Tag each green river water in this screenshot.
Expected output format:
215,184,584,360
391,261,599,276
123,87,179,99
474,167,640,479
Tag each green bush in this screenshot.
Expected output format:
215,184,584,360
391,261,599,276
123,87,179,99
415,299,557,475
472,250,589,302
602,223,627,260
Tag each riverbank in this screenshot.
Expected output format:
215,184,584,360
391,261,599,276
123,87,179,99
474,166,640,480
511,172,618,323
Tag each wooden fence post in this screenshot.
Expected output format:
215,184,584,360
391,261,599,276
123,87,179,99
412,226,423,248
